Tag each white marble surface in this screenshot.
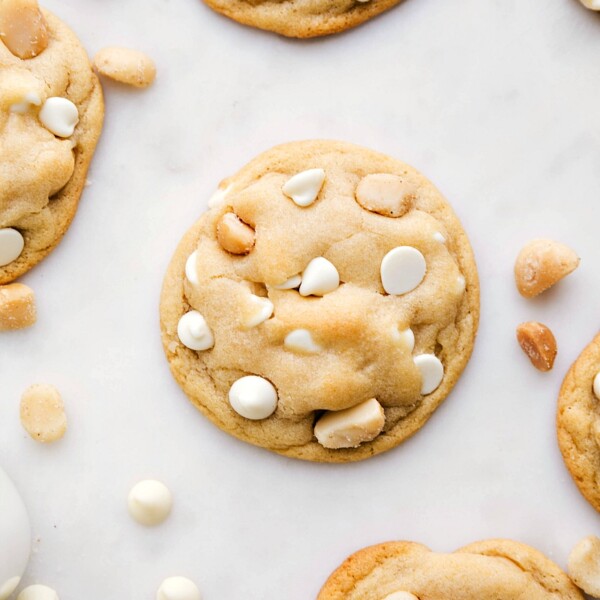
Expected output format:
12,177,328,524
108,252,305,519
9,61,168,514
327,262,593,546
2,0,600,598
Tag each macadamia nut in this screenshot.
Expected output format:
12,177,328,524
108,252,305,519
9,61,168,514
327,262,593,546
568,535,600,596
216,212,255,255
0,0,48,59
516,321,557,372
20,384,67,443
0,283,36,331
93,46,156,88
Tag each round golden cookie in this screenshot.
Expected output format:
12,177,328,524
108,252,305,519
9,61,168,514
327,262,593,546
318,539,583,599
0,4,104,284
202,0,403,38
557,333,600,512
160,140,479,462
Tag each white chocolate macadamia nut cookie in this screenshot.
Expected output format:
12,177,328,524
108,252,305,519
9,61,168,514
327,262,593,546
160,141,479,462
318,540,583,600
0,0,103,284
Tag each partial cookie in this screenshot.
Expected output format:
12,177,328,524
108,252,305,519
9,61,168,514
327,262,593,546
557,333,600,512
201,0,403,38
318,539,583,599
0,1,104,284
160,140,479,462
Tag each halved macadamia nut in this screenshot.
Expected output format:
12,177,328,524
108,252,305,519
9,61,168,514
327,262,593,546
355,173,415,217
514,239,579,298
0,283,36,331
314,398,385,449
0,0,48,59
516,321,557,372
93,46,156,88
216,212,255,255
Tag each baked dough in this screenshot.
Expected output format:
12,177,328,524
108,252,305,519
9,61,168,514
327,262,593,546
318,539,584,599
201,0,403,38
0,6,103,284
160,140,479,462
557,333,600,512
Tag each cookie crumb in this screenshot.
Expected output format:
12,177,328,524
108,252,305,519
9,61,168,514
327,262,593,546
20,384,67,443
0,283,36,330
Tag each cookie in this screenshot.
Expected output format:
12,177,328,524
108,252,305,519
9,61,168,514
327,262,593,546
0,0,104,284
201,0,403,38
557,333,600,512
318,539,583,599
160,140,479,462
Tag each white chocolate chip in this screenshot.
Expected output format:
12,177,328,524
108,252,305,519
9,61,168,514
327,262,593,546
273,274,302,290
580,0,600,9
299,257,339,297
20,384,67,444
38,97,78,138
284,329,321,354
177,311,214,351
93,46,156,88
10,91,41,114
414,354,444,395
568,535,600,596
157,577,201,600
17,585,59,600
0,228,24,267
0,577,21,600
314,398,385,449
128,480,173,526
228,375,277,420
382,593,419,600
282,168,325,207
185,251,199,287
433,232,446,244
242,294,273,328
456,275,466,293
207,184,232,209
593,372,600,400
380,246,426,295
391,327,414,352
355,173,413,217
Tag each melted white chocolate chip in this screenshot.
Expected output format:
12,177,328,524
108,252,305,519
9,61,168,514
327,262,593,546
0,228,24,267
282,168,325,207
391,327,415,352
228,375,278,420
593,372,600,400
382,593,419,600
242,294,273,328
38,97,78,138
273,274,302,290
299,257,339,297
185,251,199,287
177,311,214,351
10,91,41,114
381,246,426,295
284,329,321,354
414,354,444,395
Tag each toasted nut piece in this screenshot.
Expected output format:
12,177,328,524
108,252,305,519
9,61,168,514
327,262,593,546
20,384,67,443
514,239,579,298
314,398,385,449
355,173,415,217
93,46,156,88
516,321,557,371
0,283,36,331
216,212,255,255
568,535,600,596
0,0,48,59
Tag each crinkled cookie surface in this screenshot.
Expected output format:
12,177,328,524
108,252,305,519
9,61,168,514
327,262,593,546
202,0,403,38
0,8,103,284
557,333,600,512
317,539,584,599
160,140,479,462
